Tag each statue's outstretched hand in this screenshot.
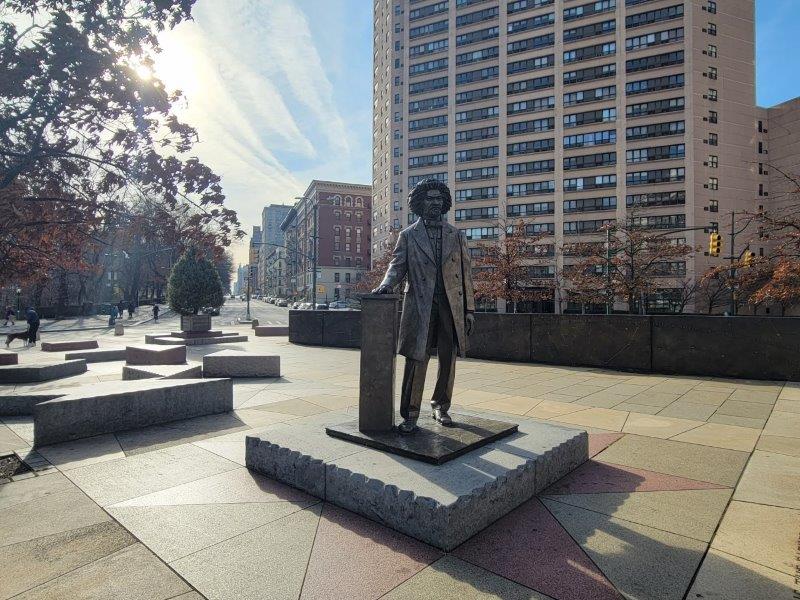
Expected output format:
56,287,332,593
465,312,475,336
372,284,393,294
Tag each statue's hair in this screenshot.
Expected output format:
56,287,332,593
408,178,452,216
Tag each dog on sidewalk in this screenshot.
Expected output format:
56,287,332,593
5,330,29,348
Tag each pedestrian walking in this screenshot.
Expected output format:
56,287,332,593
25,307,39,346
152,304,160,323
109,305,118,327
127,301,134,320
3,305,14,326
117,300,125,319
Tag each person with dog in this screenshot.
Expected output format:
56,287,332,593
152,304,160,323
3,305,14,327
25,307,39,346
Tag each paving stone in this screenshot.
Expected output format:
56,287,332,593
624,392,681,408
657,400,718,421
453,499,620,600
64,444,240,506
0,422,27,452
541,489,731,542
0,521,135,599
728,388,779,404
676,390,730,406
544,500,707,600
621,414,702,439
249,397,330,417
0,487,110,548
544,460,727,495
707,413,767,429
36,434,125,471
170,505,322,600
300,503,440,600
715,400,774,419
525,400,584,419
111,467,313,507
0,471,74,510
14,542,191,600
685,548,796,600
671,422,761,452
110,500,315,563
588,432,624,457
553,407,628,431
756,434,800,458
774,398,800,413
711,500,800,576
473,395,542,415
611,402,661,415
763,410,800,438
594,434,749,487
733,451,800,510
382,555,551,600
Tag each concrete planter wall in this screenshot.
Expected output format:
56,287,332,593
288,310,800,381
180,314,212,332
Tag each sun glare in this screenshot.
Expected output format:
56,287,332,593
134,63,153,81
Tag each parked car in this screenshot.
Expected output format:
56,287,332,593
202,306,220,316
299,302,313,310
315,303,329,310
328,300,350,310
277,299,288,307
291,302,300,309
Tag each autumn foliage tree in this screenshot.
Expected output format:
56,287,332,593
562,217,695,314
356,230,398,293
473,220,556,313
0,0,242,293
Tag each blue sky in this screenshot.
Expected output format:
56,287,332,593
154,0,798,264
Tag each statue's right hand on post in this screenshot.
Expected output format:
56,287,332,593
371,284,393,294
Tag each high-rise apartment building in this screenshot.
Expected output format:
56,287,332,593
258,204,293,294
372,0,781,313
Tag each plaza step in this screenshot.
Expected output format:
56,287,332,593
40,340,99,352
203,350,280,378
0,359,87,384
33,378,233,446
254,326,289,337
0,349,18,365
122,363,203,381
64,347,127,363
125,343,187,365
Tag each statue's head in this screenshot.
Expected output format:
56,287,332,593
408,178,452,220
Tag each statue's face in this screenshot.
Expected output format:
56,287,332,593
422,189,444,220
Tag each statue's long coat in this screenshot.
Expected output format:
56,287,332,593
379,219,476,362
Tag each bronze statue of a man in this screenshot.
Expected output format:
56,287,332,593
373,179,476,433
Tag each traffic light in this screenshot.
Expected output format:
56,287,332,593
708,233,722,257
742,250,756,267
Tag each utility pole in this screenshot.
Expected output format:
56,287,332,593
245,268,251,321
605,228,612,315
311,201,318,309
728,211,737,316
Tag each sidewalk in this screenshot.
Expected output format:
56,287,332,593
0,311,174,334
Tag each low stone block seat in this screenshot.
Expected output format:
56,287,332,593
0,390,71,416
203,350,280,378
144,332,248,346
122,363,203,381
245,413,587,550
254,326,289,337
41,340,98,352
125,343,187,365
0,349,18,365
33,378,233,446
0,359,87,384
64,347,127,363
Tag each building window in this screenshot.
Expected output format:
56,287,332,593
333,256,340,266
709,199,718,212
707,133,718,146
708,110,718,123
706,67,717,80
334,273,340,282
707,44,717,57
707,89,717,101
706,1,717,14
708,177,719,190
707,155,718,168
345,273,351,283
706,23,717,36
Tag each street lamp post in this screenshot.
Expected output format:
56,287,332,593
245,268,252,321
16,288,21,319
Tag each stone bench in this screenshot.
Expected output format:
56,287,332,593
33,378,233,446
254,326,289,337
64,348,127,363
41,340,99,352
122,363,203,381
0,350,18,365
0,359,87,384
0,390,69,416
125,344,187,365
145,333,248,346
202,350,280,378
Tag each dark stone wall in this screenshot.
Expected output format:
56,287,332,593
531,315,652,371
466,313,531,362
289,310,800,380
651,315,800,380
322,311,362,348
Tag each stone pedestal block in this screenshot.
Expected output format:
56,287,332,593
246,415,588,550
125,343,186,365
254,326,289,337
122,363,203,381
180,314,211,332
202,350,280,378
41,340,99,352
64,348,126,363
251,319,259,328
358,294,399,432
0,350,18,365
0,359,87,383
114,323,124,336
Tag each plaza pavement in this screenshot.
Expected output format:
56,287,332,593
0,323,798,599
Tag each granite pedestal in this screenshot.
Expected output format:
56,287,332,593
202,350,280,378
64,347,127,363
125,343,187,365
0,350,18,365
144,332,248,346
246,414,587,550
0,359,87,383
40,340,99,352
122,363,203,381
254,326,289,337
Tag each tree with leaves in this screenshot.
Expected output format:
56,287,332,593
562,217,695,314
473,220,556,313
167,247,224,316
356,230,398,293
0,0,242,288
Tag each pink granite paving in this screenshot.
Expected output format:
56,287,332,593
544,460,729,495
299,503,441,600
588,432,625,458
453,498,622,600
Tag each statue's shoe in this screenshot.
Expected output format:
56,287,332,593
397,419,418,434
432,408,453,426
